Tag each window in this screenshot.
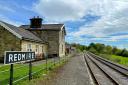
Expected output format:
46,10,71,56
27,44,32,51
40,46,43,53
36,45,39,53
42,46,44,53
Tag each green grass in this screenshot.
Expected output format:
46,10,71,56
16,57,70,85
0,56,70,85
99,54,128,66
18,60,68,85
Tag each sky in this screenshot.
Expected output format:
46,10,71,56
0,0,128,49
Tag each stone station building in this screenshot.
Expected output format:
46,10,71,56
0,17,66,62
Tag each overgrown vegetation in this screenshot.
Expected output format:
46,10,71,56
99,54,128,66
87,43,128,57
67,42,128,66
86,43,128,66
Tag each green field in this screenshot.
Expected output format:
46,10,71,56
0,56,70,85
99,54,128,66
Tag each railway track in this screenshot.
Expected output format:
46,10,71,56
84,52,128,85
88,52,128,77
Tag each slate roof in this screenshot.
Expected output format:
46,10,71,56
20,24,64,31
0,21,45,43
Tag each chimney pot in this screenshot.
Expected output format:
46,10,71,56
30,16,42,28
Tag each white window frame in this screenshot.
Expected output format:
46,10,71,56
27,44,32,52
35,45,39,53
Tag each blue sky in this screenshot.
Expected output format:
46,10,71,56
0,0,128,49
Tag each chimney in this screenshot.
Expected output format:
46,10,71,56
30,16,42,28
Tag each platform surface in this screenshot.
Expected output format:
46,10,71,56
38,55,91,85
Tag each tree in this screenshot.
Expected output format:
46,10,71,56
104,45,113,54
112,47,118,54
88,46,98,54
119,48,128,57
87,43,96,50
95,43,105,53
69,43,87,52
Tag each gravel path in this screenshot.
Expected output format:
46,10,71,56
37,55,91,85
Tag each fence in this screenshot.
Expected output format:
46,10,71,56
0,55,70,85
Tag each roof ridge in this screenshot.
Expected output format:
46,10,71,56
0,21,22,39
0,20,45,43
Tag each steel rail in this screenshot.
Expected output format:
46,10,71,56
89,52,128,71
86,54,119,85
84,54,100,85
88,52,128,77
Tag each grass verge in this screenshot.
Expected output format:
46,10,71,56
16,57,70,85
99,54,128,66
0,55,71,85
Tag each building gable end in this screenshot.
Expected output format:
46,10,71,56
60,25,66,35
0,22,22,39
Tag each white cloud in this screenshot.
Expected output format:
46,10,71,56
72,0,128,38
33,0,128,45
33,0,90,22
109,35,128,41
33,0,128,37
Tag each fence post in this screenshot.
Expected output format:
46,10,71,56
10,64,13,85
59,56,61,65
54,57,55,66
10,49,14,85
29,60,32,80
45,55,48,73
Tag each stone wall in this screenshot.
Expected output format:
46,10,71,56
47,31,59,57
0,26,21,62
28,29,65,57
28,30,59,57
21,40,48,57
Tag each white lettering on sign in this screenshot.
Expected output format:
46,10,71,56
31,53,34,59
14,54,17,61
18,54,21,61
29,53,31,59
9,54,13,62
22,54,26,60
5,52,35,64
